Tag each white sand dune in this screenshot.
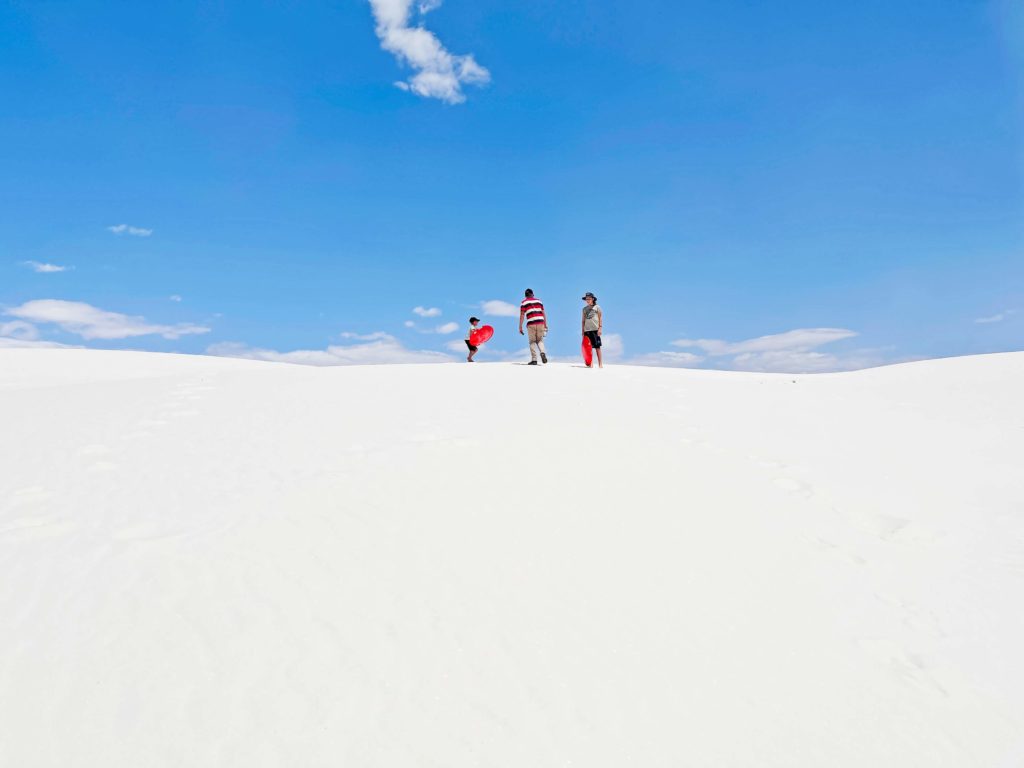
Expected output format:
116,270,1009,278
2,348,1022,767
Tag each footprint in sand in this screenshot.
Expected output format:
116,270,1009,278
1,487,72,538
79,445,118,472
856,636,948,696
773,476,813,498
160,408,201,418
873,592,947,638
78,444,110,457
802,535,867,565
889,654,948,697
4,485,52,511
849,512,940,545
678,428,707,447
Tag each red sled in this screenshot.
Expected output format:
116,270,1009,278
469,325,494,346
582,335,593,366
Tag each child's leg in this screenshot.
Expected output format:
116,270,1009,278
596,347,603,367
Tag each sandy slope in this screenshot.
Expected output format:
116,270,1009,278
1,348,1023,767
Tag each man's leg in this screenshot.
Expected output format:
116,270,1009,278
528,326,539,362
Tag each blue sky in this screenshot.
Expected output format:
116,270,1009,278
1,0,1021,370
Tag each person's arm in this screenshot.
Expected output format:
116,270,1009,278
597,307,603,335
581,308,586,335
519,308,525,335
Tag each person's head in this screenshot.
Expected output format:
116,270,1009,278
524,288,534,298
469,316,480,326
582,291,597,305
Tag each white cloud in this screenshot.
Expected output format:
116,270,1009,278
208,335,454,366
108,224,153,237
974,309,1016,324
5,300,210,340
481,299,519,317
729,350,882,373
406,318,459,335
672,328,857,356
0,320,40,341
0,336,76,349
22,261,68,273
169,295,183,302
340,331,392,341
368,0,490,104
0,319,77,348
413,306,442,318
668,327,872,373
596,332,624,361
628,351,704,368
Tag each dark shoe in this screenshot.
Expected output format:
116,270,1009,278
541,353,548,364
528,360,538,365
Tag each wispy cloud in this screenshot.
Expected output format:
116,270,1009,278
21,261,69,273
340,330,392,341
5,300,210,340
480,299,519,317
668,328,874,373
368,0,490,104
974,309,1016,324
406,320,460,334
108,224,153,237
169,295,183,303
672,328,857,356
0,318,76,348
629,350,704,368
208,335,454,366
406,306,458,334
0,320,40,341
0,336,76,349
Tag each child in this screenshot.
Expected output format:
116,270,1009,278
465,316,481,362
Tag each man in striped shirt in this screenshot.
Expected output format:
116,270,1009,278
518,288,549,365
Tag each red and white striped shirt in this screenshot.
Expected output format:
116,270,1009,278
520,297,546,326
